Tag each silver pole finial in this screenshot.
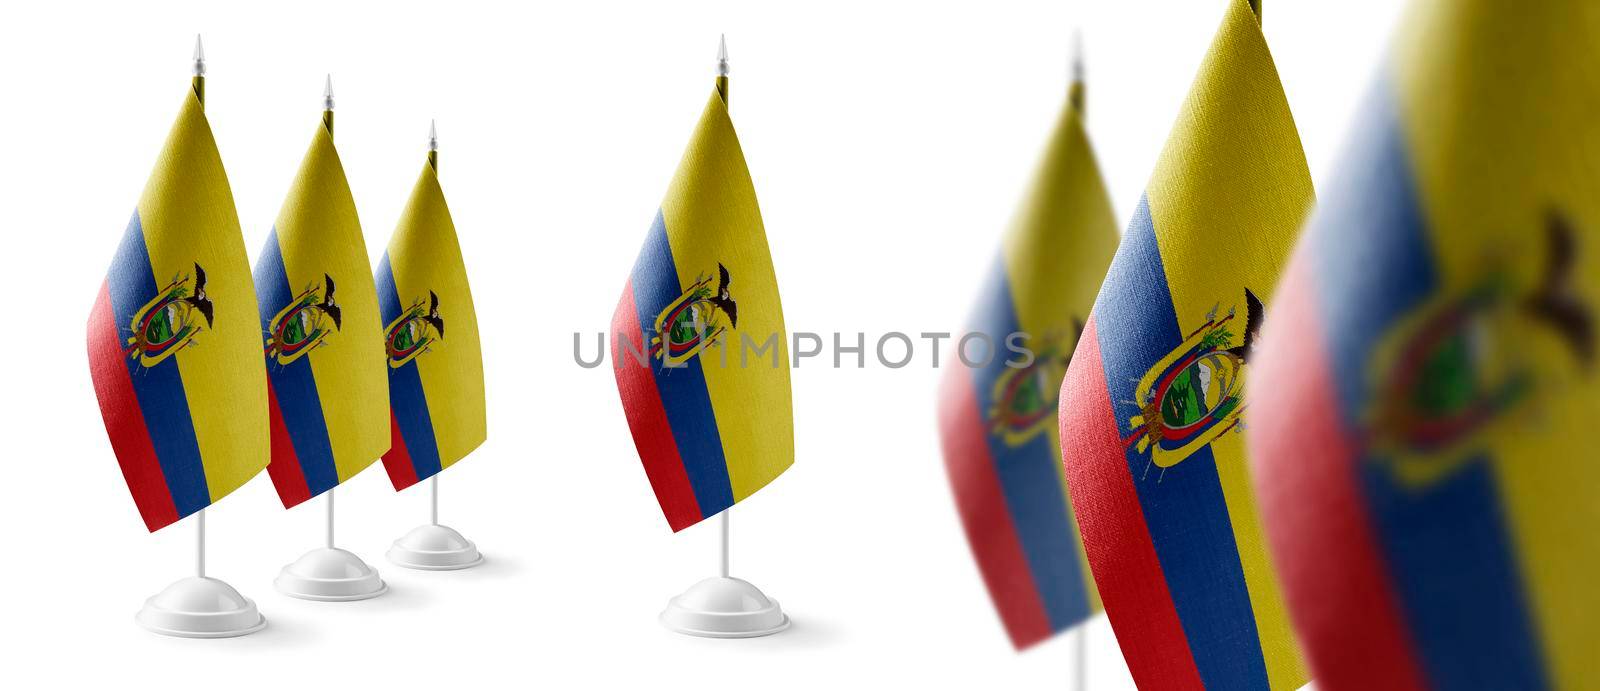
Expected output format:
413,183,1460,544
192,35,206,77
428,119,438,152
1072,29,1085,85
717,34,730,77
323,74,335,111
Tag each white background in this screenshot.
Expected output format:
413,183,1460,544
1,1,1405,688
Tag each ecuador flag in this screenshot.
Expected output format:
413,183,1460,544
255,115,388,509
376,151,487,491
1058,0,1312,688
612,82,792,533
87,82,268,532
1247,2,1600,689
937,77,1116,649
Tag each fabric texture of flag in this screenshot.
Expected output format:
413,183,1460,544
255,119,388,509
377,158,486,491
1058,0,1312,688
1246,2,1600,689
937,86,1116,649
87,85,269,532
612,84,792,533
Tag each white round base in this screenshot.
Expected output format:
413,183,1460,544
387,524,484,571
136,576,267,638
274,547,388,601
659,577,791,638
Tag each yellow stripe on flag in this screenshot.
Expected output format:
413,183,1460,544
272,123,389,483
1001,97,1119,355
661,88,793,503
1143,1,1312,687
1000,95,1120,613
385,162,487,470
1395,2,1600,686
138,89,268,502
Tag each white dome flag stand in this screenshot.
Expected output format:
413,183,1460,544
660,508,790,638
137,510,268,637
275,488,388,601
388,475,484,570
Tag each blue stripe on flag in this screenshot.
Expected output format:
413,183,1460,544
1359,459,1549,690
108,211,211,516
255,230,340,496
377,254,444,480
970,256,1091,632
1308,82,1437,425
630,211,735,519
1309,80,1549,691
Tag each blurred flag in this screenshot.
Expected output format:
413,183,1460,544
937,79,1117,649
1058,0,1312,688
1247,2,1600,689
87,84,268,532
255,117,388,508
611,84,792,532
376,156,486,490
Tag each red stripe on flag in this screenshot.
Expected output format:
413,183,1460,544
382,408,422,491
612,280,702,532
1061,316,1205,690
1248,263,1429,691
88,281,180,532
265,379,313,509
939,363,1053,649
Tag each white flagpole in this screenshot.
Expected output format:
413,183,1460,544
196,508,207,578
422,120,441,534
422,118,441,535
430,475,439,526
715,33,731,584
191,40,209,584
719,509,731,578
428,119,438,172
1072,627,1088,691
1069,34,1090,691
320,74,336,556
1070,28,1085,115
325,488,336,548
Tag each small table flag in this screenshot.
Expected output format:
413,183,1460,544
1057,0,1312,688
376,153,487,491
255,116,389,509
611,84,793,533
937,82,1117,650
87,84,269,532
